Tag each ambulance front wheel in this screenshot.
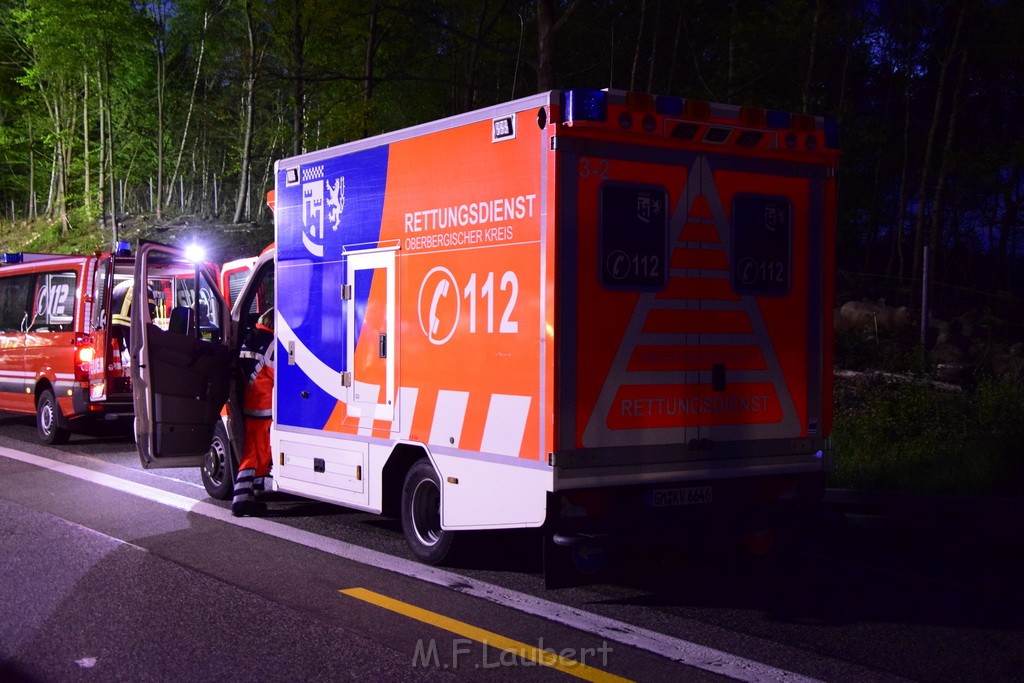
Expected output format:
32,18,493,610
37,388,70,445
401,459,458,565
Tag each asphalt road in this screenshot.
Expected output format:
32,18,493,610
1,413,1022,682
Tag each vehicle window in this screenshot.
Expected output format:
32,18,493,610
93,260,110,331
165,268,222,342
240,262,275,346
0,274,32,332
731,194,792,296
599,183,669,291
227,269,251,308
30,271,77,332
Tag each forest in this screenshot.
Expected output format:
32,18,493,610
0,0,1022,308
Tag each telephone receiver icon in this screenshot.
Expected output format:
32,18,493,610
428,279,449,337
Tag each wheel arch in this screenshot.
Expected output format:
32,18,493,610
381,442,431,518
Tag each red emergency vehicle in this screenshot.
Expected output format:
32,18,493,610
0,246,141,443
0,244,228,445
131,88,838,577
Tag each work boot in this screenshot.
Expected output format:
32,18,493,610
231,499,268,518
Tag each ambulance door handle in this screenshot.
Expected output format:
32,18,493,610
378,333,387,358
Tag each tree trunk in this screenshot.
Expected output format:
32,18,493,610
155,0,166,220
167,11,208,209
629,0,647,92
911,7,964,283
233,0,259,224
666,8,683,94
362,3,380,137
27,115,35,219
98,69,106,229
928,45,968,281
82,68,90,208
536,0,583,91
801,0,821,114
292,0,305,156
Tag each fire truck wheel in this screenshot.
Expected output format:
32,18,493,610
401,459,457,565
201,421,235,500
37,388,70,445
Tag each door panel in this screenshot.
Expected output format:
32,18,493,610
131,242,233,468
345,248,396,423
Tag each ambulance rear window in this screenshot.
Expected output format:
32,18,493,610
599,184,668,291
731,195,792,296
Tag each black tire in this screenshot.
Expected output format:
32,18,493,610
37,388,70,445
401,459,458,565
201,421,236,500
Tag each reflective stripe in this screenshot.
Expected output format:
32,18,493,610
232,468,256,505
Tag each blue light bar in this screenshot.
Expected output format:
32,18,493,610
824,119,840,149
115,241,131,256
1,252,23,264
766,110,791,129
562,89,607,123
655,96,683,116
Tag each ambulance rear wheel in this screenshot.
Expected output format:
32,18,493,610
37,388,70,445
201,421,235,500
401,459,457,565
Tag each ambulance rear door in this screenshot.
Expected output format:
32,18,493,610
131,241,234,468
560,93,835,482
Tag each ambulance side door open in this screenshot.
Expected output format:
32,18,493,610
131,241,233,468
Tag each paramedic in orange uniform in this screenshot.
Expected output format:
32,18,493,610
231,308,275,517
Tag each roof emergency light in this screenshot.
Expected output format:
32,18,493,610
184,243,206,264
1,252,23,264
562,89,607,123
115,241,131,256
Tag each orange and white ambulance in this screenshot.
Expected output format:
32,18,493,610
131,88,838,574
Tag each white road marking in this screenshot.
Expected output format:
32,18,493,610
0,445,820,683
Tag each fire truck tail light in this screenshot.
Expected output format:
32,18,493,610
684,99,711,118
624,91,655,112
77,346,95,364
562,89,607,123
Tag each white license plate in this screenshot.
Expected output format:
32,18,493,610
650,486,713,507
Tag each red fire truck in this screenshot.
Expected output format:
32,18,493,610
131,88,838,576
0,244,224,445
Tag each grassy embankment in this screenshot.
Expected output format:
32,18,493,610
832,375,1024,497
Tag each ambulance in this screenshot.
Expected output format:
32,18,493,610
0,244,205,444
130,88,838,572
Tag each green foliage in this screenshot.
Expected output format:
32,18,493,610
15,204,105,253
832,377,1024,497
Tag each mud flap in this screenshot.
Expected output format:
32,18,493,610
543,532,609,589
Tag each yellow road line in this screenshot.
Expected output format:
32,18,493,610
340,587,633,682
